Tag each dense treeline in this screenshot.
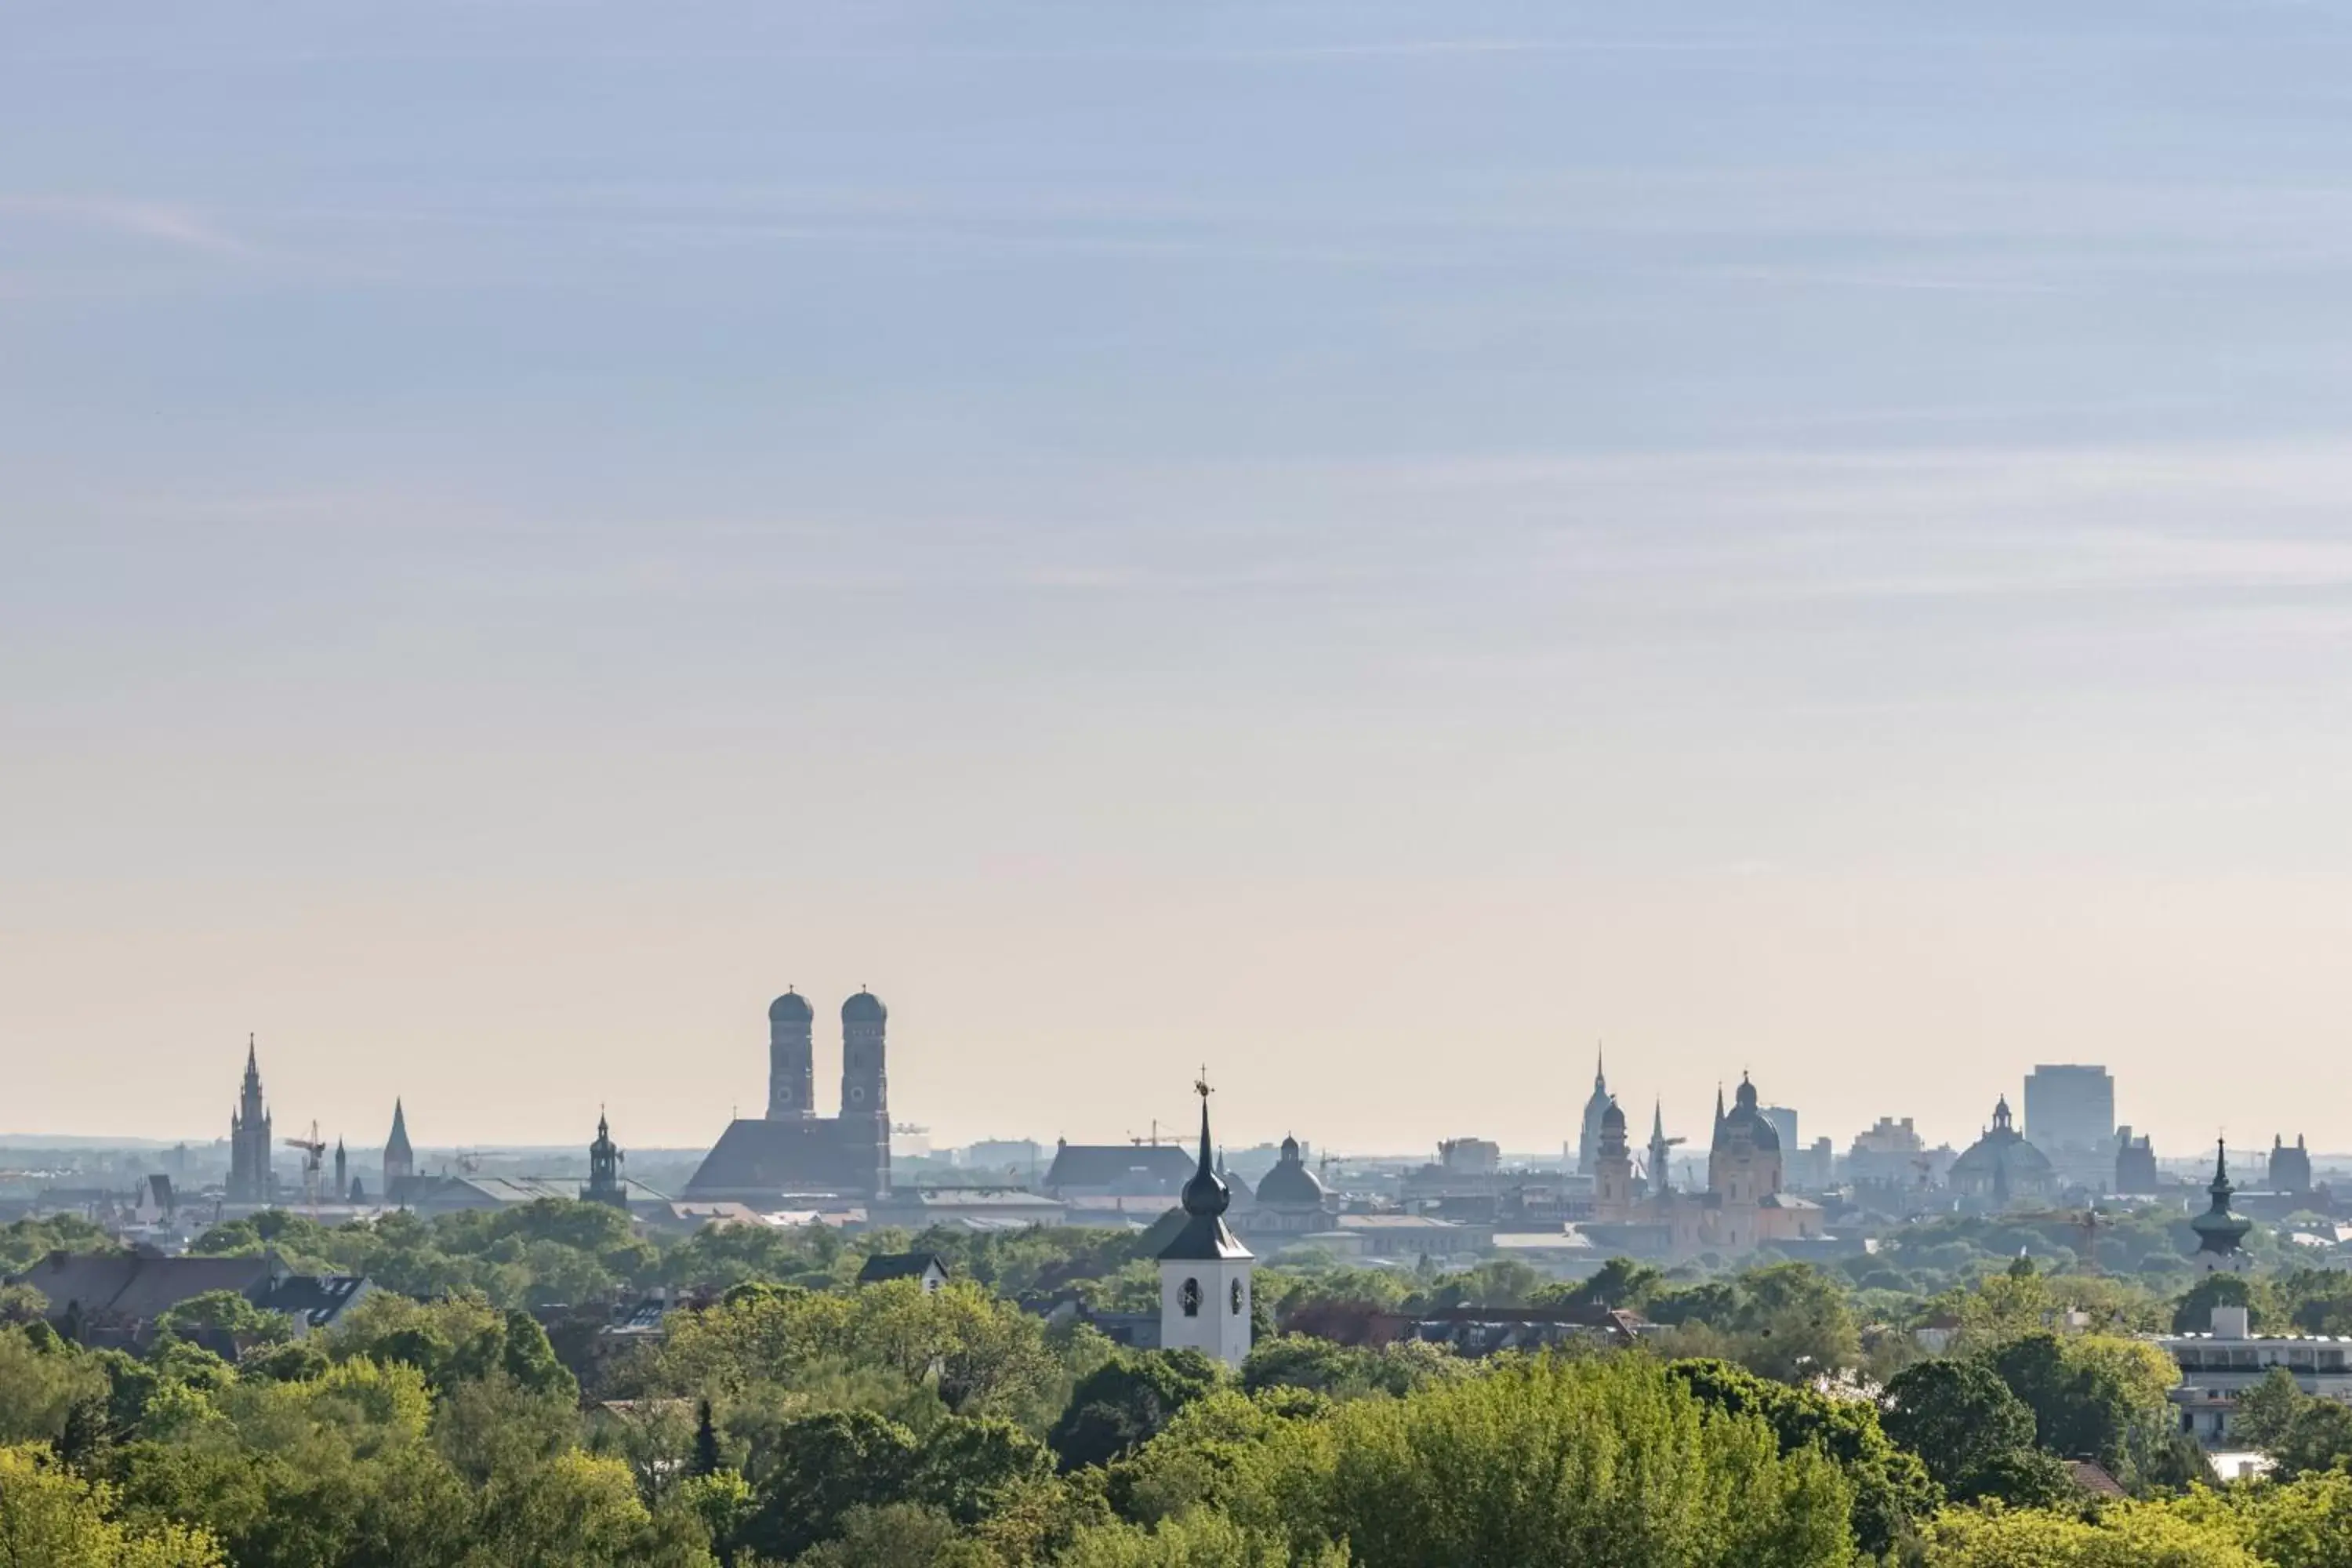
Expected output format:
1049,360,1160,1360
9,1203,2352,1563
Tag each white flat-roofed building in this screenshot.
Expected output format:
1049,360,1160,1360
2161,1305,2352,1446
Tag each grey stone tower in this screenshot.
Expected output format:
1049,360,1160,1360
840,990,890,1196
767,989,816,1120
227,1036,274,1205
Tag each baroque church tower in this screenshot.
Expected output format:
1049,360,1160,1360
227,1036,274,1205
1577,1050,1613,1177
1592,1099,1635,1220
582,1112,628,1209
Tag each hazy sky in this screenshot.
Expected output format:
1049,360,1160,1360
7,1,2352,1159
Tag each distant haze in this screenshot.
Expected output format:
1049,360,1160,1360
6,2,2351,1156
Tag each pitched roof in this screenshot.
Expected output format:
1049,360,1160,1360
1041,1144,1197,1193
13,1252,275,1321
857,1251,949,1283
10,1251,365,1331
684,1118,881,1200
1156,1210,1252,1262
2065,1460,2128,1499
260,1275,369,1329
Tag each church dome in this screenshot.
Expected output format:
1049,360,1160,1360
769,991,814,1024
1256,1136,1328,1208
842,990,887,1025
1715,1076,1780,1152
1602,1100,1627,1131
1950,1099,2054,1190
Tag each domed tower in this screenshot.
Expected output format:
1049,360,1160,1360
840,990,890,1196
2192,1141,2255,1274
1708,1076,1784,1211
1593,1099,1635,1220
581,1111,628,1210
1577,1049,1613,1176
1255,1134,1331,1232
766,989,816,1120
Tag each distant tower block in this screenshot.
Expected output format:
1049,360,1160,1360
767,990,816,1120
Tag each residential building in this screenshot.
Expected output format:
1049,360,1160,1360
857,1252,949,1292
9,1250,370,1346
2162,1305,2352,1446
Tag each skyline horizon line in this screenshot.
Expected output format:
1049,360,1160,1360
5,1033,2303,1168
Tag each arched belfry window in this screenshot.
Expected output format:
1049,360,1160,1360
1179,1277,1202,1317
1230,1279,1245,1316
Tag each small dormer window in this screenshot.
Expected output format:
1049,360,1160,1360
1180,1277,1201,1317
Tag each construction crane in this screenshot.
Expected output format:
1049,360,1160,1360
2077,1208,2111,1275
282,1121,327,1217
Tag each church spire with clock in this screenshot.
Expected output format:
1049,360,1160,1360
1157,1072,1254,1367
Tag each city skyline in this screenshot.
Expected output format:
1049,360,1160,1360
12,0,2352,1151
0,1017,2315,1167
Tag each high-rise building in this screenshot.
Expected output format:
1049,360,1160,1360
226,1036,274,1205
1761,1105,1799,1156
2023,1065,2116,1160
2115,1127,2159,1194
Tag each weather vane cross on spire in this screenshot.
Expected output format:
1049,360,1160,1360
1195,1067,1214,1102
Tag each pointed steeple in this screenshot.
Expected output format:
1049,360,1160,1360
2192,1139,2252,1259
1594,1045,1606,1092
1180,1076,1229,1218
1159,1073,1248,1270
1650,1100,1666,1140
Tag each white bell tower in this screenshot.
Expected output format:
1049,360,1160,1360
1158,1071,1254,1368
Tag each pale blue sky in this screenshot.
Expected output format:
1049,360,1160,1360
6,1,2352,1156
